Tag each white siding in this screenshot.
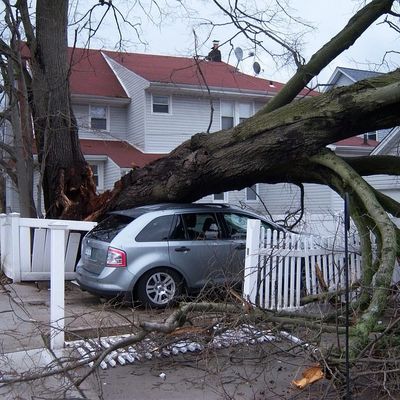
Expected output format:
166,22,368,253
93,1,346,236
303,184,336,213
385,139,400,156
103,55,148,149
145,93,220,153
377,128,391,142
254,101,267,113
334,75,354,86
366,175,400,191
261,183,301,215
259,183,340,215
104,158,121,190
109,107,128,140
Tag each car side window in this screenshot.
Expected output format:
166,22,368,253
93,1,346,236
136,215,174,242
223,213,274,239
223,213,248,239
169,215,186,240
170,213,221,240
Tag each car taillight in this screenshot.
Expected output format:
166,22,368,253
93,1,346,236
106,247,127,267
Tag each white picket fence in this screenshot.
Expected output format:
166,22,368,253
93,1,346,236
243,219,361,310
0,213,97,283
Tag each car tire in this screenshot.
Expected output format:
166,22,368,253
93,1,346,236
136,268,183,308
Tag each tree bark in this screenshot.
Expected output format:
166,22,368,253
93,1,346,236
20,0,96,219
311,150,397,356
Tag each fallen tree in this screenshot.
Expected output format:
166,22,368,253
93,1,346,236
76,0,400,365
2,0,400,395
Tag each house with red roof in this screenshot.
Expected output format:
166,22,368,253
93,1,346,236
7,46,313,213
6,51,393,219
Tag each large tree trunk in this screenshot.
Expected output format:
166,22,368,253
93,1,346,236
21,0,95,219
88,70,400,220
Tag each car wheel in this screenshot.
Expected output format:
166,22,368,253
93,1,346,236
136,268,183,308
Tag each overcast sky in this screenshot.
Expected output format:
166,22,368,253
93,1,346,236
70,0,400,85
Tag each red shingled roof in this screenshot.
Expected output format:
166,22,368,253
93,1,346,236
69,48,128,98
80,139,163,168
335,136,378,147
102,50,287,94
22,45,317,98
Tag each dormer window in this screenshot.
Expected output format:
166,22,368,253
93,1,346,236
152,95,170,113
90,105,108,130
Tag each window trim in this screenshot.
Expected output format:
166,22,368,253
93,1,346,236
151,94,172,115
89,105,110,131
245,184,259,203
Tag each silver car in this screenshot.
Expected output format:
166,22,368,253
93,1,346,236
76,203,281,308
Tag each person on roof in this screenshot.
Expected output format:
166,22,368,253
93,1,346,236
207,40,222,62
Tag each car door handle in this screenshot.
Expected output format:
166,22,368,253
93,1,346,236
235,244,246,250
175,246,191,252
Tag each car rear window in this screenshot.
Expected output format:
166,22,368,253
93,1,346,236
87,214,134,242
136,215,174,242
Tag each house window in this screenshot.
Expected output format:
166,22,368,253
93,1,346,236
221,101,234,129
246,184,259,202
88,162,104,192
367,131,377,141
90,106,108,130
221,101,253,129
239,103,252,124
213,192,227,202
152,95,170,113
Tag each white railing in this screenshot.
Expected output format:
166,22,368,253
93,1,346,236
243,219,361,310
0,213,97,349
0,213,97,283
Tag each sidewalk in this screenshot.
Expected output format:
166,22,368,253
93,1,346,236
0,278,145,399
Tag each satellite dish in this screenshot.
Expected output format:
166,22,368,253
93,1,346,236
234,47,244,62
253,61,261,75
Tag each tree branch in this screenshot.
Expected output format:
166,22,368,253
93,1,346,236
264,0,395,113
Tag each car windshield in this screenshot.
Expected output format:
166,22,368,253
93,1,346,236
87,214,134,242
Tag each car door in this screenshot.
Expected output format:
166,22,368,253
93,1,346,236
168,212,233,289
220,212,276,282
219,212,250,282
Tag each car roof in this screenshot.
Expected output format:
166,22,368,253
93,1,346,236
110,203,232,217
109,203,283,230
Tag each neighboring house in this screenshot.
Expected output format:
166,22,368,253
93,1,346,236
325,66,391,143
261,66,397,229
369,126,400,204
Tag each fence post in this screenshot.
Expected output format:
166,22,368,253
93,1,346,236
9,213,21,283
243,219,261,305
48,222,68,350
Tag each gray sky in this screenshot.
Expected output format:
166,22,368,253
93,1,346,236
71,0,400,85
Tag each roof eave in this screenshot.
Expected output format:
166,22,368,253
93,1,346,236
334,145,375,156
148,82,276,99
71,94,131,106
